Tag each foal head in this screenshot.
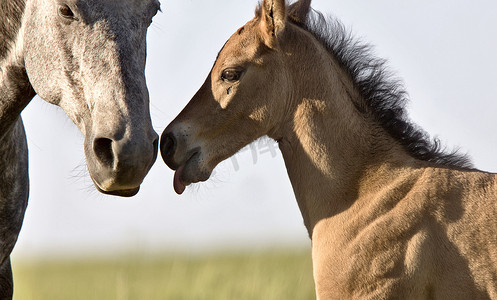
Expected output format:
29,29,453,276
161,0,312,194
21,0,161,196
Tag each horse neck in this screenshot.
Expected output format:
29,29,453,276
272,28,421,237
0,0,26,61
0,0,35,140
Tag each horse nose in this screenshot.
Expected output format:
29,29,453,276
160,132,177,160
152,136,159,163
94,137,115,168
93,134,159,170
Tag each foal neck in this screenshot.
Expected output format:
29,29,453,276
272,25,420,237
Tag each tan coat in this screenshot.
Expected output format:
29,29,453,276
160,0,497,298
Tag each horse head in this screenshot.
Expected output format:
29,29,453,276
21,0,161,196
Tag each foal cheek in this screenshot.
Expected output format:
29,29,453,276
248,105,270,124
216,86,234,110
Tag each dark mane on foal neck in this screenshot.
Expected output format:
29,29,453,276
256,3,471,169
301,11,472,168
0,0,26,61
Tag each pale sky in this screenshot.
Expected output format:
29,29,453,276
14,0,497,259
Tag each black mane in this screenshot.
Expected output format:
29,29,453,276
290,8,472,169
0,0,26,61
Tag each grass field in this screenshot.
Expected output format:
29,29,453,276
13,251,315,300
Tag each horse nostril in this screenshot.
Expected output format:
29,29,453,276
93,137,114,167
160,132,176,158
152,136,159,163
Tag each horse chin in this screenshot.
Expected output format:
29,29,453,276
89,174,141,197
94,183,140,197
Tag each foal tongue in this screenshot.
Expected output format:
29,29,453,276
173,165,186,195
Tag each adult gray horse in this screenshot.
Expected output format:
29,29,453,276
0,0,160,297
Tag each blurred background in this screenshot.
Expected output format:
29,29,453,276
12,0,497,298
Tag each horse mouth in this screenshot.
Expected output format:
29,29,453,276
94,184,140,197
90,175,140,197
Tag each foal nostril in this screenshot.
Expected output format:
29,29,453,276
93,137,114,167
160,133,176,158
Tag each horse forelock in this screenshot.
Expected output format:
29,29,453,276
0,0,26,62
286,7,472,169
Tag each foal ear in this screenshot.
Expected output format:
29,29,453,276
259,0,287,47
288,0,312,25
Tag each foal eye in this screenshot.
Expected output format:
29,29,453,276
58,4,75,19
221,68,243,83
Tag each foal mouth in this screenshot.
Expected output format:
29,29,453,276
173,150,201,195
173,165,187,195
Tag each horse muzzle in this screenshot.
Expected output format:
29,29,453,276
86,131,159,197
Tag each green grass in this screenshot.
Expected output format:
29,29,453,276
13,251,315,300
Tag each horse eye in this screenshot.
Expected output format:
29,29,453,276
58,4,75,19
221,68,243,82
